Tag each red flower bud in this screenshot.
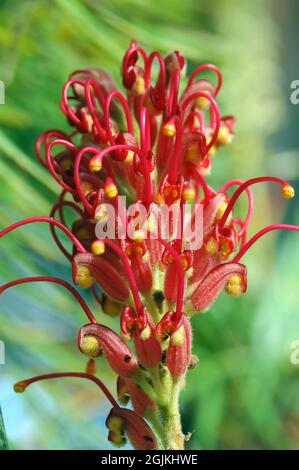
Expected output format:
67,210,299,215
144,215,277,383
166,314,192,376
78,323,138,377
73,252,129,302
117,376,156,416
130,253,153,293
106,407,157,450
133,307,162,368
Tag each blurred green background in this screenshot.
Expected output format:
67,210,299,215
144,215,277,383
0,0,299,450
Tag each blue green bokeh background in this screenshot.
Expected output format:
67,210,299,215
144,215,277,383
0,0,299,450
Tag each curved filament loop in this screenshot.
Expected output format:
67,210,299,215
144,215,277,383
36,130,70,168
0,217,87,254
187,64,223,97
84,80,107,142
167,69,180,118
145,51,167,92
123,45,147,75
185,111,205,134
61,79,87,127
233,224,299,263
15,372,119,408
222,115,235,132
187,164,212,201
219,179,254,236
181,92,221,153
98,143,153,207
50,196,86,261
73,147,103,216
104,91,134,144
1,277,96,324
46,139,77,193
218,176,292,231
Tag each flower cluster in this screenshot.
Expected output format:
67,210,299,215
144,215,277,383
1,41,298,450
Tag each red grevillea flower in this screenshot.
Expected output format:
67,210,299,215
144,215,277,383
1,40,298,450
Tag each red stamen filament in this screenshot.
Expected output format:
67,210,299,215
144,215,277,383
123,45,147,78
61,79,87,127
73,147,101,216
218,176,292,231
185,111,205,134
222,115,235,132
97,144,153,207
46,138,77,194
140,107,151,155
0,217,86,253
17,372,119,408
187,64,223,96
181,91,221,152
96,238,143,315
104,91,134,144
144,51,166,92
84,80,107,143
219,179,254,235
1,277,96,324
187,163,213,201
36,130,69,168
168,69,180,117
168,116,183,185
233,224,299,263
50,197,86,261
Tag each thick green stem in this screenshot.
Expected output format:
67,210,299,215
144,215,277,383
146,365,185,450
159,380,185,450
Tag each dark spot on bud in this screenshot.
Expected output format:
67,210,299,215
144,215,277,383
124,355,131,363
143,435,154,442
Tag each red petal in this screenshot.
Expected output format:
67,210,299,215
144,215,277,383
131,255,153,293
190,245,218,284
190,262,247,312
164,262,179,304
125,378,156,416
111,408,157,450
202,193,227,234
74,252,129,302
133,309,162,368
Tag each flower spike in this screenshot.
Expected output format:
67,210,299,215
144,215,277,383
3,41,298,451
